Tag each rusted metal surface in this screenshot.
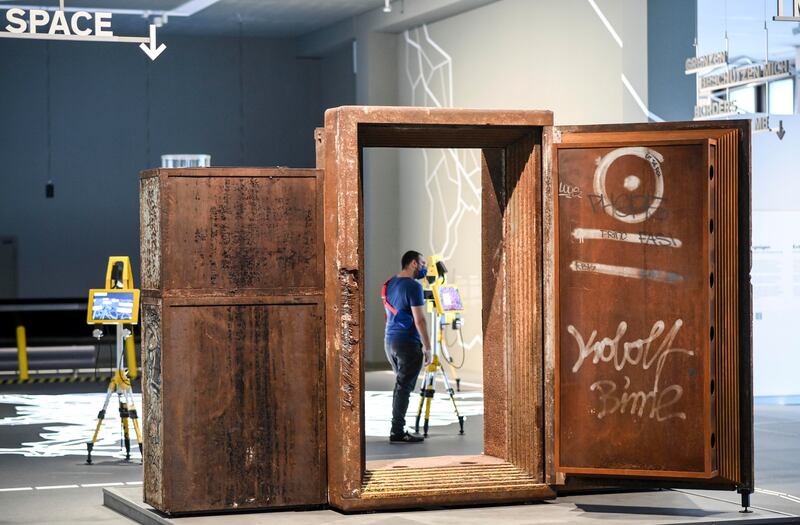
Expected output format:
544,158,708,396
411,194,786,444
555,140,713,476
481,148,507,460
504,132,544,476
140,168,326,514
541,126,561,485
324,106,554,511
139,168,323,295
713,130,746,485
138,109,753,515
547,121,751,489
158,297,325,513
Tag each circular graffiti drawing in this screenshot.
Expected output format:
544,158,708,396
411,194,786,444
593,147,665,224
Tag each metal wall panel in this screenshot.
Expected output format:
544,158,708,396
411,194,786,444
140,168,326,514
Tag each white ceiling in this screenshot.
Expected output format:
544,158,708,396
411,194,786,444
0,0,389,37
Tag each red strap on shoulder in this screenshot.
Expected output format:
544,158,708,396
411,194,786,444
381,277,398,316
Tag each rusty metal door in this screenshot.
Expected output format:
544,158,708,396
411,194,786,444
544,121,752,490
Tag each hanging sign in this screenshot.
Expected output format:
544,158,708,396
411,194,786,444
774,0,800,21
685,51,728,74
5,8,113,36
694,100,739,119
752,115,786,139
699,59,792,92
0,4,166,60
754,115,771,132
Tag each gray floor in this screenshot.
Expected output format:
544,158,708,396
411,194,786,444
103,485,799,525
365,369,484,461
0,380,145,525
1,373,799,524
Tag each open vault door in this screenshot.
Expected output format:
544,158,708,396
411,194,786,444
544,121,753,494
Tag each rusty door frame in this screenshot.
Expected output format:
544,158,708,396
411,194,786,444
320,106,555,511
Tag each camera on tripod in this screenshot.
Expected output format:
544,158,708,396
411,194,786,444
415,256,468,437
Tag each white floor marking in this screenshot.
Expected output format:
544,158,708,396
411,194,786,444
0,482,138,493
0,393,142,458
756,487,800,504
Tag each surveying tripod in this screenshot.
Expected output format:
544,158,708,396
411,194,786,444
86,324,142,464
85,256,142,464
414,257,465,438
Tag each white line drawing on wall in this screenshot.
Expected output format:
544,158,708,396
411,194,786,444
569,260,684,283
404,25,481,350
585,0,664,122
572,228,682,248
567,319,695,421
592,147,665,224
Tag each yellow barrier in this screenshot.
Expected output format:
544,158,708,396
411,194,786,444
16,325,29,381
125,327,138,379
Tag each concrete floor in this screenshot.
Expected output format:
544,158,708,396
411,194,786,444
364,369,484,461
1,373,799,524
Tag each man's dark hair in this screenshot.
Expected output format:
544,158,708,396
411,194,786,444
401,250,422,269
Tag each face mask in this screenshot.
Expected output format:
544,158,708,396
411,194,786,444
415,264,428,280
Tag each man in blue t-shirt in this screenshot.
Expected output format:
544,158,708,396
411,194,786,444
382,250,433,443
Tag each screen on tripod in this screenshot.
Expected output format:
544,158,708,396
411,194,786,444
87,289,140,324
436,286,463,312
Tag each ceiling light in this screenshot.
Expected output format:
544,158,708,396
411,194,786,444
383,0,391,13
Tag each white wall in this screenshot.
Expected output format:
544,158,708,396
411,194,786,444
749,116,800,397
697,0,800,397
397,0,648,123
359,0,650,375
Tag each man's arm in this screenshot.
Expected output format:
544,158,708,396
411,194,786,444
411,305,433,365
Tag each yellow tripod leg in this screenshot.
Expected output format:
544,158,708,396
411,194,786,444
122,383,143,456
119,398,131,461
124,327,138,380
423,383,434,437
111,370,132,461
422,355,442,437
414,361,436,433
437,361,466,435
87,379,117,464
414,381,426,433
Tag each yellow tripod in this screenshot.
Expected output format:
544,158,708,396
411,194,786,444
85,256,142,464
414,349,465,437
414,260,465,437
86,325,142,464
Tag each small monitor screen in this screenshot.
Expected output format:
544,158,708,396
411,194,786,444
437,286,463,312
88,290,139,323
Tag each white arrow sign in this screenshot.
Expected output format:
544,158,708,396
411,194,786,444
139,24,166,61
